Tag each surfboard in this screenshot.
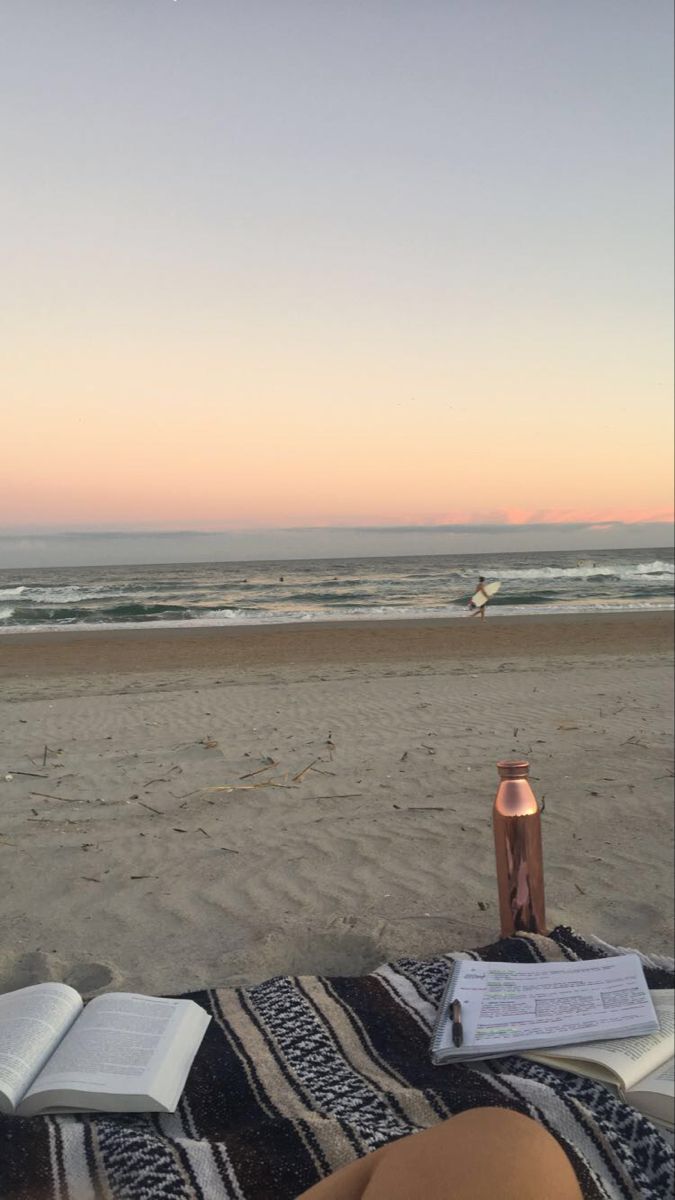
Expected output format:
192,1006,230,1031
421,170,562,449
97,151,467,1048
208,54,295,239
470,581,501,608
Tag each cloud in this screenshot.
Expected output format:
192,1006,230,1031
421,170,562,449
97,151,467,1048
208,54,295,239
0,520,671,567
2,518,673,539
431,507,675,527
287,520,628,535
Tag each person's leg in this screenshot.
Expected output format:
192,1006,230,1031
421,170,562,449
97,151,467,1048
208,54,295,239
298,1108,583,1200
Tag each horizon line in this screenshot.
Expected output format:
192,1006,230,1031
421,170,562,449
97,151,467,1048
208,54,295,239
1,518,674,541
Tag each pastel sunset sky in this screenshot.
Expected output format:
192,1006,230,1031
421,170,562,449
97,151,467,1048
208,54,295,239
1,1,673,560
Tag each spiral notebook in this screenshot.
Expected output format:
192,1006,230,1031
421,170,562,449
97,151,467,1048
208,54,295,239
430,953,658,1066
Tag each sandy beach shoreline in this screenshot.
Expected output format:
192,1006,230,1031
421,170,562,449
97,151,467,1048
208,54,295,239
1,610,673,998
1,610,672,685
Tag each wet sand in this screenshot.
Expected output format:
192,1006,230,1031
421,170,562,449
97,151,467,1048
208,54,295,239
1,610,671,683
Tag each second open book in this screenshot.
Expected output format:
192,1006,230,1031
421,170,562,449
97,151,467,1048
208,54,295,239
528,989,673,1129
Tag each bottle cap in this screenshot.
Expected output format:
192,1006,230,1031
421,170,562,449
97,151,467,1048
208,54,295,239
497,759,530,779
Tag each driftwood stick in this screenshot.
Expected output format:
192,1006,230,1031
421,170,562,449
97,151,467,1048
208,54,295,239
292,758,320,783
7,771,50,778
30,791,81,803
206,780,297,793
393,805,446,812
303,793,363,802
137,800,164,815
239,762,277,780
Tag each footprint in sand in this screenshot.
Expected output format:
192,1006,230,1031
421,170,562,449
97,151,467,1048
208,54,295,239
254,922,385,978
0,951,117,996
2,950,60,991
65,961,115,995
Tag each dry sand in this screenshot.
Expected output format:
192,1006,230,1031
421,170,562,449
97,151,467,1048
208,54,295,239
0,612,673,997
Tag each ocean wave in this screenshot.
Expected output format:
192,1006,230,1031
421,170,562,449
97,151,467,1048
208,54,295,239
7,602,197,624
489,559,674,581
2,595,672,634
17,585,126,604
0,586,25,598
281,589,383,604
0,605,15,621
471,590,557,606
100,603,193,619
634,560,675,575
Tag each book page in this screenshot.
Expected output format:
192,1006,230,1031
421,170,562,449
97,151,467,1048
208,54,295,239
629,1056,675,1100
0,984,82,1114
529,991,674,1091
21,993,209,1113
628,1056,675,1130
434,954,658,1060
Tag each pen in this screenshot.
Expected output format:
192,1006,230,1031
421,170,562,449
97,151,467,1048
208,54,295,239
450,998,463,1048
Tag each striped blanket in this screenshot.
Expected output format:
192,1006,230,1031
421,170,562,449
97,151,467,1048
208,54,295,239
0,926,672,1200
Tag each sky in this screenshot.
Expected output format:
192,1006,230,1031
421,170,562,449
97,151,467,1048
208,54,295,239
1,1,673,566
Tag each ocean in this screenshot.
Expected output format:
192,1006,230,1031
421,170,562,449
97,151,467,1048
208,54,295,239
0,548,672,633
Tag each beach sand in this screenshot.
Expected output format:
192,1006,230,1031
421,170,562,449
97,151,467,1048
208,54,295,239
1,612,672,996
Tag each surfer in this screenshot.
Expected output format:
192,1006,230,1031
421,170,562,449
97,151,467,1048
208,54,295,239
469,576,490,620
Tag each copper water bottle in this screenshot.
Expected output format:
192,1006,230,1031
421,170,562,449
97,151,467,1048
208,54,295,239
493,760,547,937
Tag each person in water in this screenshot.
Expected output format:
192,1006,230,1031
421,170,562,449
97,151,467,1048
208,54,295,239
469,576,490,620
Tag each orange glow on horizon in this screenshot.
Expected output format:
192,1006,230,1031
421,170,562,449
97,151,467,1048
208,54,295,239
2,298,673,534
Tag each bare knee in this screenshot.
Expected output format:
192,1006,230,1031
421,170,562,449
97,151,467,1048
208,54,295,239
364,1108,582,1200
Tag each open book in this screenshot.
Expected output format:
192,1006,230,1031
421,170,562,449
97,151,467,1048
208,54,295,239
526,990,674,1131
0,982,210,1117
430,954,658,1065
